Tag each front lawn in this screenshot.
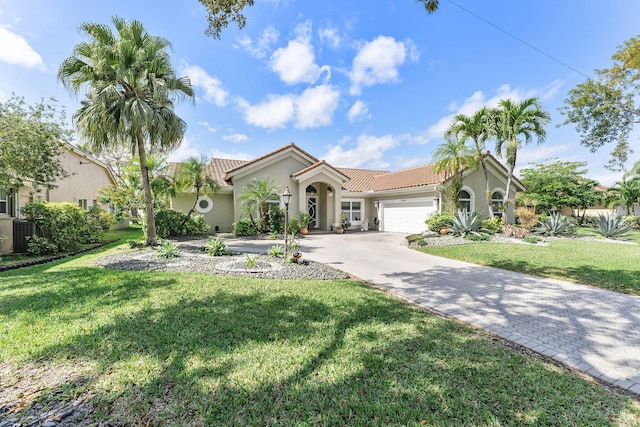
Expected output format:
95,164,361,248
418,229,640,295
1,236,639,425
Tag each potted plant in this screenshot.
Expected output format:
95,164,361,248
299,211,310,235
337,212,350,234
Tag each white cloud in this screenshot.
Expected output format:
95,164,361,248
207,148,254,161
295,85,340,128
516,144,574,166
167,136,201,162
182,63,228,106
237,95,296,129
223,133,249,143
269,20,330,84
0,25,45,71
319,26,341,48
237,84,340,130
423,84,525,142
197,121,216,133
392,154,433,170
347,100,370,122
349,36,407,95
235,26,279,58
324,133,398,169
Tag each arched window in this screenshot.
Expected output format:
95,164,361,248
457,190,472,212
491,190,505,217
306,184,317,195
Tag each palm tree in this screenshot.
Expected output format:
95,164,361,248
58,17,194,246
445,107,494,215
238,178,281,231
432,136,477,213
490,98,551,215
175,155,218,219
607,178,640,215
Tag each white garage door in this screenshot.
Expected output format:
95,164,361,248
382,199,436,233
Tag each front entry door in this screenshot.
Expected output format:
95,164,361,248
307,197,318,229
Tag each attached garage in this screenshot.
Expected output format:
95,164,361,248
380,198,436,233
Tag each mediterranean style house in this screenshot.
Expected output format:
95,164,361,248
0,142,117,253
168,143,525,234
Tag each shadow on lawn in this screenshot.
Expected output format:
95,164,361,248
0,267,177,319
25,281,635,425
487,260,640,295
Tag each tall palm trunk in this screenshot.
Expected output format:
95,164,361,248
478,152,493,217
503,145,517,221
137,130,157,246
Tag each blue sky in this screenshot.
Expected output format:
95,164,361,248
1,1,639,185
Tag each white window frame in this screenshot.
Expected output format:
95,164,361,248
341,198,365,225
0,189,8,215
491,188,505,218
195,196,214,213
78,198,88,211
457,186,475,213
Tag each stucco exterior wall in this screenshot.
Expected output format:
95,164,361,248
231,156,310,223
172,192,235,233
48,149,114,207
0,217,12,253
461,167,519,222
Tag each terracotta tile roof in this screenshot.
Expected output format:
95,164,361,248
167,158,248,187
336,168,390,192
224,142,318,177
369,164,446,191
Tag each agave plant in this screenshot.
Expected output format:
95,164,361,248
449,209,486,238
534,211,575,236
205,237,228,256
593,211,634,238
157,240,180,259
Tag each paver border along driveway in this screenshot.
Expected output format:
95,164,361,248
226,231,640,395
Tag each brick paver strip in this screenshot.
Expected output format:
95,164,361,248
291,232,640,395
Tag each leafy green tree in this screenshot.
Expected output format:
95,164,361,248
0,95,70,191
58,17,194,246
519,159,602,224
446,107,494,215
606,178,640,215
432,136,477,213
198,0,439,38
238,178,281,231
561,35,640,171
175,155,219,219
490,97,551,213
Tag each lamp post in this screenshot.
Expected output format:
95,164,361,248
282,186,292,257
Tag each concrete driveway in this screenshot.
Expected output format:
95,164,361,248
226,231,640,395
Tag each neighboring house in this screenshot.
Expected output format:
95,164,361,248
560,185,640,218
168,143,524,234
0,142,117,253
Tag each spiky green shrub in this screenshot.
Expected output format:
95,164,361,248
426,212,454,232
157,240,180,259
245,254,260,267
534,212,575,236
623,215,640,229
523,236,542,244
594,212,634,238
267,244,284,258
449,210,487,238
479,216,503,234
205,238,228,256
155,209,210,238
233,218,257,236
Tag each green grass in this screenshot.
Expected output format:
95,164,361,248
419,229,640,295
1,233,639,425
